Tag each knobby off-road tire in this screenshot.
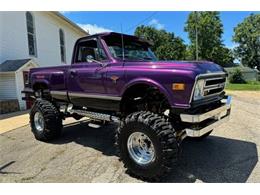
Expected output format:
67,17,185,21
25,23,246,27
116,111,178,181
30,100,63,141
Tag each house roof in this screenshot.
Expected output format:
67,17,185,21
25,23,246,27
225,65,258,73
51,12,88,36
0,59,31,72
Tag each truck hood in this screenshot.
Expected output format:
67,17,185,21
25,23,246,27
125,60,225,75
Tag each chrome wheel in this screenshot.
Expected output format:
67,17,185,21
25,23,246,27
127,132,155,165
34,112,44,132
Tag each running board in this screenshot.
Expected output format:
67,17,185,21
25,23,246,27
66,106,120,123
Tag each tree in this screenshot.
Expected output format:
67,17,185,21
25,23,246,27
185,11,234,66
233,13,260,70
212,46,235,67
134,25,186,60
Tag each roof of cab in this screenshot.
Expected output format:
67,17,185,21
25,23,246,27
76,32,152,45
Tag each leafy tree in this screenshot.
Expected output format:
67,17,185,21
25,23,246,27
212,46,235,67
185,11,234,66
134,25,186,60
233,13,260,70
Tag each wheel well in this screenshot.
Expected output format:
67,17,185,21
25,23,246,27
33,82,48,91
32,82,51,99
120,84,170,116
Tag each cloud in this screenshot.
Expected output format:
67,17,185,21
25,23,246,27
59,11,71,14
227,43,239,50
148,19,165,30
77,23,112,34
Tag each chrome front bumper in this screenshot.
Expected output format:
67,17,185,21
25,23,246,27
180,96,232,137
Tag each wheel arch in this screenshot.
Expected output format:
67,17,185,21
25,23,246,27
120,78,172,113
121,78,171,101
32,80,50,91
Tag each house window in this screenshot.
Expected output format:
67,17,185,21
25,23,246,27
59,29,66,63
26,12,37,56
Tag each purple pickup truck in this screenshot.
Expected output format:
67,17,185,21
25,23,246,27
22,32,231,180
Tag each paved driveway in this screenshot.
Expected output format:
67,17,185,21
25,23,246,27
0,91,259,182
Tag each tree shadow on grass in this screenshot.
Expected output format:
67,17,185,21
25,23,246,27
51,120,258,183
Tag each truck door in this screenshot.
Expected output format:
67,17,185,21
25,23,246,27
67,38,109,108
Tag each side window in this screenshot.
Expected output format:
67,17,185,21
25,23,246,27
76,39,107,63
26,11,37,56
59,29,66,63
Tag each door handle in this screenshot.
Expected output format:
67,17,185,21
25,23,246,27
70,70,77,77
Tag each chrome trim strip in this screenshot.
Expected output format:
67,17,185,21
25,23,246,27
50,91,67,96
185,114,230,137
180,103,231,123
68,92,122,101
204,76,226,81
204,83,225,90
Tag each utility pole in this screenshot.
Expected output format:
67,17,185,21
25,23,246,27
195,11,199,61
120,24,125,61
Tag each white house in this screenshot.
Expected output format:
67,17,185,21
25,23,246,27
0,11,88,113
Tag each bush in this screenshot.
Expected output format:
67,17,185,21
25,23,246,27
229,68,246,83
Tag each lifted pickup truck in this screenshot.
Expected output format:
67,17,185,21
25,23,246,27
22,32,231,181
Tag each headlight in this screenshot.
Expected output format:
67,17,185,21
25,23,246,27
193,79,205,101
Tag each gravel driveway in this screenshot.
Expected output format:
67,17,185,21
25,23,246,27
0,91,259,183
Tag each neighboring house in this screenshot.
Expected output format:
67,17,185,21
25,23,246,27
225,65,259,82
0,11,88,113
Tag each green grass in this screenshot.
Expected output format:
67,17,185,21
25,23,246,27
226,81,260,91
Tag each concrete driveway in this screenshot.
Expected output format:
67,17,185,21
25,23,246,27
0,91,259,182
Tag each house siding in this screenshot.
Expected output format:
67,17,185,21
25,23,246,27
0,74,17,99
0,12,28,63
0,11,86,66
0,11,87,112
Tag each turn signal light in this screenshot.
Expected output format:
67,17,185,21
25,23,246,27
172,83,185,91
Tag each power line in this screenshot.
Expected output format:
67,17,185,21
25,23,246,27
125,12,158,33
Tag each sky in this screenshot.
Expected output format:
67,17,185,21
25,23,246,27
61,11,259,49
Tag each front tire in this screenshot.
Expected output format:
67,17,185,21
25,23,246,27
30,100,62,141
116,111,178,181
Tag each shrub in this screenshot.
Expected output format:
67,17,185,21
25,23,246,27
229,68,246,83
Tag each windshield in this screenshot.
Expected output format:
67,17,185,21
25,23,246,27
103,34,157,61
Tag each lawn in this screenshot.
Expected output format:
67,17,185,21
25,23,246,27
226,82,260,91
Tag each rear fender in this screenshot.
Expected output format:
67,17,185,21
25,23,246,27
31,79,50,91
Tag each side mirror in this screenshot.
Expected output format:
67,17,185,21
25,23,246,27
86,55,94,63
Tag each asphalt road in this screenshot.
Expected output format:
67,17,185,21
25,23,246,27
0,91,259,182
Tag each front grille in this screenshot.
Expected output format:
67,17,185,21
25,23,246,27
203,77,226,97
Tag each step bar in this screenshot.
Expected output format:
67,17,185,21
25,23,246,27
65,105,120,123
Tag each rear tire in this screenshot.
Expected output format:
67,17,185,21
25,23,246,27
116,111,178,181
30,100,62,141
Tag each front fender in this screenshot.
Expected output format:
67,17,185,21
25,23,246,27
121,78,172,105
